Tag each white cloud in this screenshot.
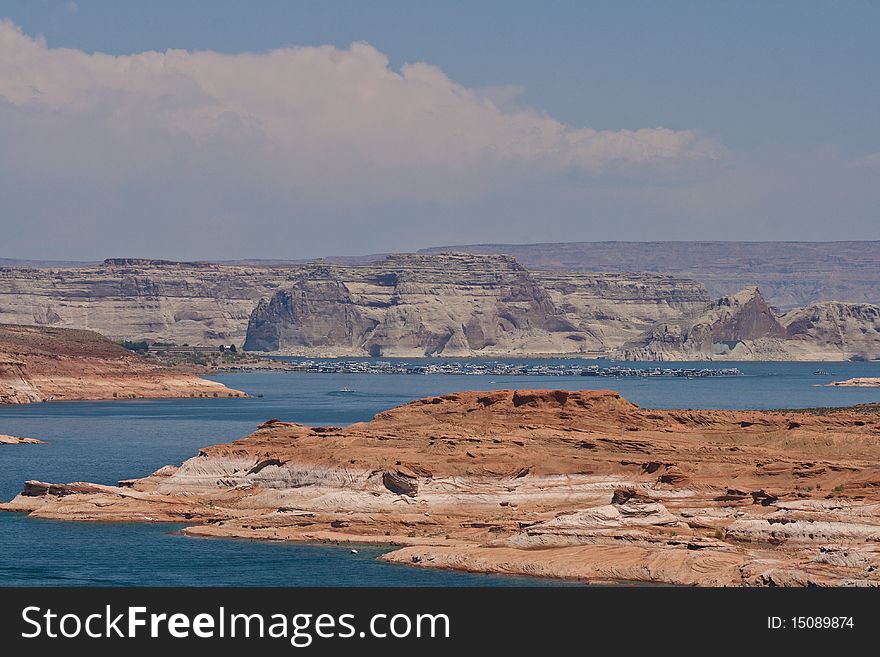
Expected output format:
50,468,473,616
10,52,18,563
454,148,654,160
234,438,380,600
0,21,722,205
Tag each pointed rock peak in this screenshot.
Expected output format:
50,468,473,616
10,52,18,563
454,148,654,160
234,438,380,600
721,287,766,307
708,287,785,341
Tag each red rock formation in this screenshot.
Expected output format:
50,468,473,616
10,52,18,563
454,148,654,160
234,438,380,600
0,324,245,404
4,389,880,585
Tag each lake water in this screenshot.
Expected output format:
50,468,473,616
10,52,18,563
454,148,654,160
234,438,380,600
1,359,877,586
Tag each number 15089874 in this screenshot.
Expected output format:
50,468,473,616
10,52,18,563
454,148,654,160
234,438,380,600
768,616,854,630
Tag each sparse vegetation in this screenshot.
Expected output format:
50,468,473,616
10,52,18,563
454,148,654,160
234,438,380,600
771,403,880,415
118,339,149,353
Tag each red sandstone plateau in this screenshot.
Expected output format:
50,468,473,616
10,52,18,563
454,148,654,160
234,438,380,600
3,389,880,586
0,324,245,404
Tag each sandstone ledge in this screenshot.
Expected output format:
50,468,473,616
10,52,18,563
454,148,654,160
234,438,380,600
3,389,880,586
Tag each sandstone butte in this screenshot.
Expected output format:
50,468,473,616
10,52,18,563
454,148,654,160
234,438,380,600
0,324,245,404
4,389,880,586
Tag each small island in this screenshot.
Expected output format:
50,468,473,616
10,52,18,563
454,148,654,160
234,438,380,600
824,377,880,387
0,434,46,445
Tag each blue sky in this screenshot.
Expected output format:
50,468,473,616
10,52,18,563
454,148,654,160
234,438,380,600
0,1,878,259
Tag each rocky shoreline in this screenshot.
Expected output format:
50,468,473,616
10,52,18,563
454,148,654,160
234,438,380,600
3,389,880,586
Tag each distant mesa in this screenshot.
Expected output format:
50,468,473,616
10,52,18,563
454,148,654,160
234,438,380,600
0,247,878,361
418,241,880,310
103,258,183,266
243,260,879,361
101,258,219,269
241,253,708,357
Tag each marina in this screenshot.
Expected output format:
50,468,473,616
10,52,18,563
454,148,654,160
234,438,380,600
253,359,744,378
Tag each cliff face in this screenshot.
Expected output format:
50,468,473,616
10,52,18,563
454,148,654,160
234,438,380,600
0,259,292,347
0,324,244,404
783,302,880,359
6,389,880,586
622,288,880,361
0,255,709,355
243,254,710,356
419,241,880,309
2,255,876,360
245,276,380,353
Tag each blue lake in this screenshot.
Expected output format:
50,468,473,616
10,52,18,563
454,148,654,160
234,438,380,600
1,360,877,586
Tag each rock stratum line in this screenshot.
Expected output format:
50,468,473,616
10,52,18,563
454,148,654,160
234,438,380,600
0,324,245,404
4,389,880,586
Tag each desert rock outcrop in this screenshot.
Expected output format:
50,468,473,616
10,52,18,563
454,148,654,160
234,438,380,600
420,241,880,309
243,254,709,356
2,255,877,360
0,255,709,354
5,389,880,586
0,324,245,404
622,288,880,361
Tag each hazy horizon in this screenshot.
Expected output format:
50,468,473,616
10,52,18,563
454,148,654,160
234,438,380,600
3,239,880,267
1,1,878,261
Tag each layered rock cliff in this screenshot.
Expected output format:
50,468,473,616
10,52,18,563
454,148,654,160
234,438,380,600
420,241,880,309
783,302,880,360
621,288,880,361
2,254,876,360
0,324,245,404
5,389,880,586
0,255,709,355
0,259,292,346
243,254,710,356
